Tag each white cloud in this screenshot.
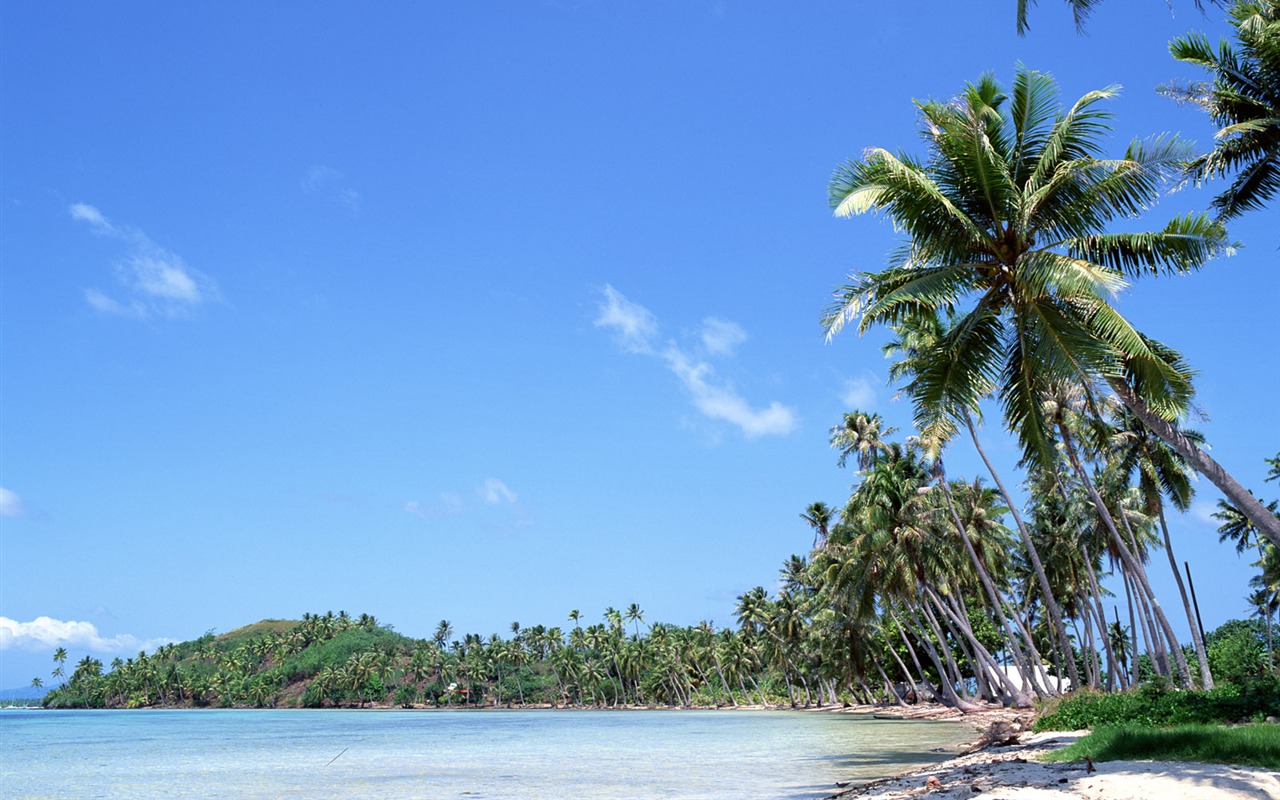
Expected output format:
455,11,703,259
0,487,25,517
479,478,518,505
70,202,113,233
303,165,361,211
596,286,797,438
667,349,796,437
0,616,175,654
595,284,658,354
70,203,217,318
700,317,747,357
840,377,878,410
1190,501,1221,527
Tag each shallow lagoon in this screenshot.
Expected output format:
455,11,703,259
0,708,972,799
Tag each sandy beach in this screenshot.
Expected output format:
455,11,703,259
828,716,1280,800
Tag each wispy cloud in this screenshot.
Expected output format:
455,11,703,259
700,317,747,357
595,285,796,438
840,376,878,411
1190,501,1221,527
70,203,217,319
0,616,176,654
405,481,526,531
596,285,658,354
303,165,361,211
0,487,25,518
479,478,517,505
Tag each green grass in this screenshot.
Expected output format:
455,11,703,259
1043,724,1280,769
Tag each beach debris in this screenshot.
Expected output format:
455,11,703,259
925,775,943,790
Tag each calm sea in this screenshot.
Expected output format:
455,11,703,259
0,709,971,799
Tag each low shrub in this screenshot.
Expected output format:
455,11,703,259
1034,677,1280,731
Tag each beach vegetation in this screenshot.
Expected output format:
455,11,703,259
1034,673,1280,729
1043,722,1280,768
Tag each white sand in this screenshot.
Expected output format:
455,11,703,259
830,730,1280,800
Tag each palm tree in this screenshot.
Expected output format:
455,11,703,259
625,604,645,639
800,502,835,550
831,411,897,471
52,647,68,685
433,620,453,650
1165,0,1280,219
823,67,1279,549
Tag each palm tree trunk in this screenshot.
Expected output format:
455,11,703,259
1124,573,1141,686
916,599,974,701
936,472,1047,699
1109,379,1280,549
929,588,1032,707
873,658,907,706
882,631,920,701
1156,504,1214,689
1116,500,1192,686
964,412,1077,689
889,608,935,700
1078,548,1119,690
1060,426,1193,688
907,607,984,712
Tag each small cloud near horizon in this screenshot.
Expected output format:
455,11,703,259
595,285,796,438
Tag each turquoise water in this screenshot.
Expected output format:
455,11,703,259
0,709,971,799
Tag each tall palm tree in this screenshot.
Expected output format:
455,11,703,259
1165,0,1280,219
823,67,1279,549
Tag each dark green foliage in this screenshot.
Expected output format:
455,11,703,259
278,628,406,683
1207,619,1271,684
1034,676,1280,730
1044,723,1280,769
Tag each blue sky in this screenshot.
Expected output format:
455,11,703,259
2,1,1277,689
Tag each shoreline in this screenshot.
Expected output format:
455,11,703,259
828,725,1280,800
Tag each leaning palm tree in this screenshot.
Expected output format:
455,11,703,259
1165,0,1280,220
824,66,1280,549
